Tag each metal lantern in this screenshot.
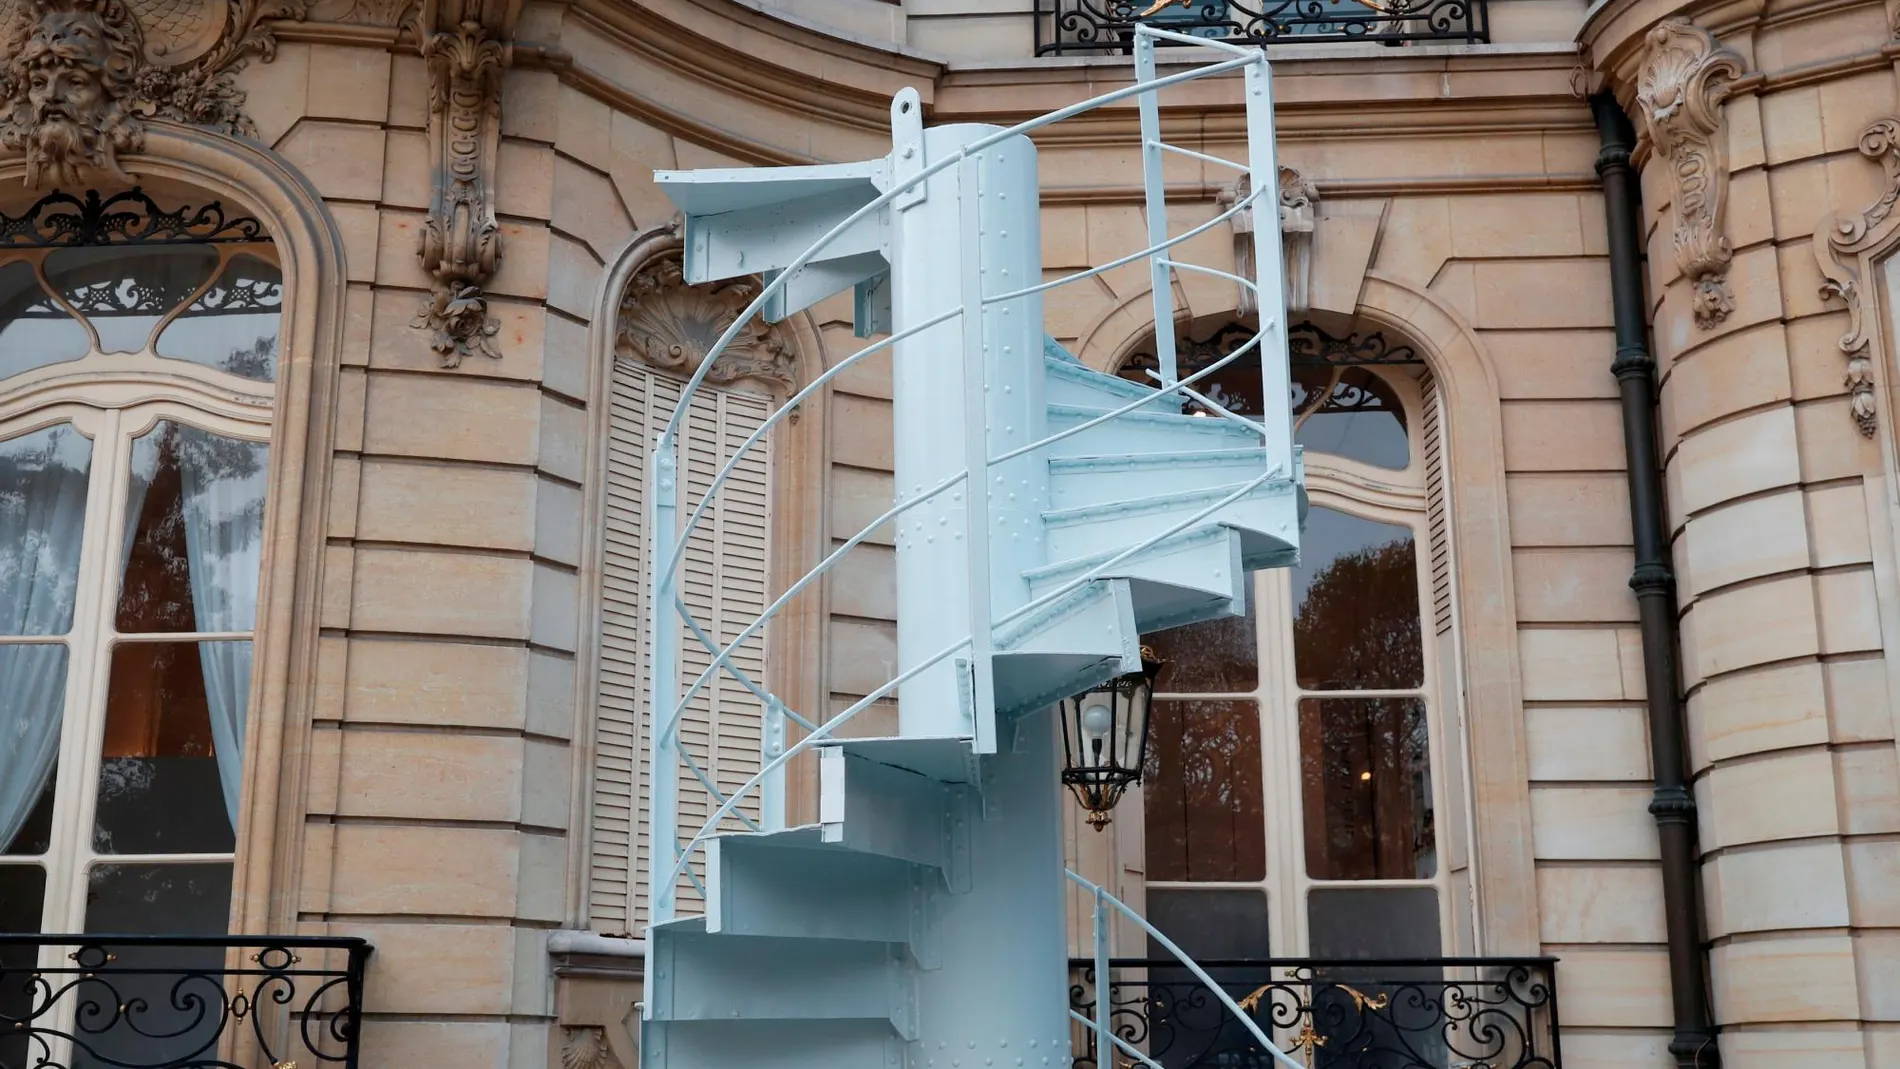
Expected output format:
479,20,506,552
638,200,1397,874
1059,649,1162,830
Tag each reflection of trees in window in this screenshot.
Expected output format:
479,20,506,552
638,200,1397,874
1293,538,1421,690
1143,700,1266,882
1301,698,1433,880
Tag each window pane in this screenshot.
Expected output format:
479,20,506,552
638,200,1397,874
156,254,281,382
1,644,64,855
1300,697,1434,880
1292,508,1422,690
1143,699,1265,882
0,259,90,377
1145,585,1257,693
1145,887,1271,961
94,641,245,854
0,863,46,1067
0,422,92,635
80,864,231,1066
43,246,218,355
1293,365,1409,469
118,422,269,634
1307,886,1441,959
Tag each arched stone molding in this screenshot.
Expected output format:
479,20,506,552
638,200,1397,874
0,120,351,941
567,222,830,927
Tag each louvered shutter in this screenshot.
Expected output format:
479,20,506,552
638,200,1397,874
591,360,772,933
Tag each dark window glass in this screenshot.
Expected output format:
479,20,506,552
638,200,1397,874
0,863,46,1066
1307,886,1441,959
1292,509,1422,690
1300,698,1434,880
79,864,232,1067
94,642,240,854
1143,699,1265,882
1145,585,1257,693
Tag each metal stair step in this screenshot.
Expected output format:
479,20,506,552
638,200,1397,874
1042,479,1301,574
644,1018,907,1069
1023,524,1247,634
707,835,924,945
818,750,956,875
646,928,915,1036
1042,402,1262,456
1042,349,1160,408
989,577,1140,715
1047,447,1274,509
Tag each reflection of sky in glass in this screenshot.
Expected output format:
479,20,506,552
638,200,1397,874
0,424,92,635
0,261,90,379
157,255,281,382
43,246,218,354
121,422,268,633
1295,405,1409,469
1291,507,1412,609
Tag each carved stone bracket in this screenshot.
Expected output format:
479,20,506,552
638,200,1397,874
1814,118,1900,438
560,1026,626,1069
616,253,797,396
1217,165,1317,319
0,0,305,187
412,0,515,367
1634,18,1745,330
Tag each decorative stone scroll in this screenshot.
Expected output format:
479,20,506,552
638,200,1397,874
1814,118,1900,438
1634,18,1745,330
412,0,514,367
1217,165,1317,319
0,0,304,187
616,254,797,394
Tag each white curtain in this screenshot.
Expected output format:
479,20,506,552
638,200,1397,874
174,426,269,829
0,424,91,852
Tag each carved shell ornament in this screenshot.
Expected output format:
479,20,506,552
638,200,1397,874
0,0,304,186
1814,118,1900,438
1634,19,1745,331
615,255,797,394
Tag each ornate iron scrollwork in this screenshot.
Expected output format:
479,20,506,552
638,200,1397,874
1036,0,1487,56
1070,957,1560,1069
0,187,268,246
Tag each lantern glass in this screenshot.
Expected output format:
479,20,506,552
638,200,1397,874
1059,651,1161,829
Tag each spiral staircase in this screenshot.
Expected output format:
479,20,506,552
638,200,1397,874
638,29,1304,1069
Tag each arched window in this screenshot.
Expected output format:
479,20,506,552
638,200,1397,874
1115,318,1475,962
585,248,802,935
0,187,281,944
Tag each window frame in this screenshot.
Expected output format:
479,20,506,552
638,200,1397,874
0,233,279,941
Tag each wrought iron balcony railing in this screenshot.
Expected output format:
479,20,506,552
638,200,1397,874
1068,956,1560,1069
1034,0,1489,55
0,935,371,1069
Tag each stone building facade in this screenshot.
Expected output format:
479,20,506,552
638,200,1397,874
0,0,1895,1066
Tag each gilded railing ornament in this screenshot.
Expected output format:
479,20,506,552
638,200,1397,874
1634,18,1745,331
615,253,797,394
412,0,514,367
1814,118,1900,438
0,0,303,187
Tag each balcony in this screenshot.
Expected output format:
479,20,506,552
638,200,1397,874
1034,0,1490,55
0,935,371,1069
1069,956,1560,1068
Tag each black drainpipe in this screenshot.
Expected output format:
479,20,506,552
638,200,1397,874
1590,93,1719,1069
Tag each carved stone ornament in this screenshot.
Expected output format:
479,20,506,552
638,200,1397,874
1813,118,1900,438
1634,18,1745,331
616,254,797,394
1216,165,1317,319
560,1026,625,1069
412,0,514,368
0,0,304,187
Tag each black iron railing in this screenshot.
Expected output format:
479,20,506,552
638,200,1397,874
1069,957,1559,1068
1034,0,1488,55
0,935,371,1069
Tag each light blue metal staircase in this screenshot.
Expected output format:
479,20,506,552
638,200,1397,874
637,27,1307,1069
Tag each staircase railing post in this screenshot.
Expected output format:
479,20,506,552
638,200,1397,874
645,433,682,928
1242,53,1292,463
957,151,997,751
1133,31,1177,387
1093,885,1112,1068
